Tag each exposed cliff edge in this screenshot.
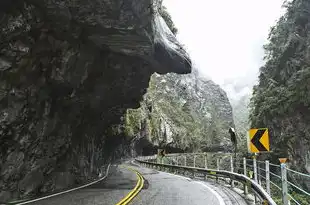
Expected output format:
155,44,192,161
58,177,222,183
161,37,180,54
0,0,191,201
125,69,235,155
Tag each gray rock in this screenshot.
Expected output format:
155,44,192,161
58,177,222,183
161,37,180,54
126,69,235,154
18,169,44,196
0,58,11,71
1,151,24,182
0,191,11,203
6,151,24,167
0,0,192,202
55,172,75,190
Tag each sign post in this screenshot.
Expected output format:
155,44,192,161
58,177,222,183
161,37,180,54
279,158,288,205
248,127,270,200
253,154,258,183
243,157,248,195
266,160,271,195
204,152,208,169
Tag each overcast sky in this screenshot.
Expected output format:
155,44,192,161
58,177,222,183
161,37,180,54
163,0,286,86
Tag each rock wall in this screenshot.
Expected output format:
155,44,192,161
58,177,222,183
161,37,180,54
125,69,235,154
0,0,191,202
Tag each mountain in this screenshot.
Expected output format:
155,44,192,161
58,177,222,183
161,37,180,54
231,94,251,149
220,76,254,151
125,69,235,154
250,0,310,173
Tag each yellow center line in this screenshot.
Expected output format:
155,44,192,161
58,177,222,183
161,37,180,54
115,166,144,205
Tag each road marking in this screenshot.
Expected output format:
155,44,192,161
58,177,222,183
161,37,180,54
133,161,225,205
159,171,192,181
15,164,111,205
115,166,144,205
195,181,226,205
158,170,225,205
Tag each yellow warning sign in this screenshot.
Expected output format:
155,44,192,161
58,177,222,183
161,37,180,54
249,128,270,153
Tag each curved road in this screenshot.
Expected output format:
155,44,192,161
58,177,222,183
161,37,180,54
31,162,248,205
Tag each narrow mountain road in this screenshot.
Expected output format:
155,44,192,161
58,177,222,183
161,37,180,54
30,162,248,205
31,164,138,205
130,161,248,205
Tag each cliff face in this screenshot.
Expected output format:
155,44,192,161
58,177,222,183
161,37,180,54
0,0,191,202
126,70,235,154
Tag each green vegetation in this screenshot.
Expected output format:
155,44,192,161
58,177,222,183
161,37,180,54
124,72,234,152
250,0,310,166
250,0,310,201
124,109,142,137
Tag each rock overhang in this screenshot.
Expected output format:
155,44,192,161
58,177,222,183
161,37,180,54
22,0,192,75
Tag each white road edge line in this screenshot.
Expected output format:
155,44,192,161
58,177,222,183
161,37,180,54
195,181,226,205
159,171,191,180
133,161,225,205
16,164,112,205
131,160,191,180
158,172,225,205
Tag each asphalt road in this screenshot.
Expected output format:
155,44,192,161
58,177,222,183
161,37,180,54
31,162,248,205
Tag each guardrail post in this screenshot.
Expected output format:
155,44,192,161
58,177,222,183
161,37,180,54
281,162,289,205
216,158,220,183
204,154,208,179
176,156,179,166
258,162,262,185
194,155,196,167
230,155,234,187
266,160,270,195
243,157,248,195
230,155,234,172
253,156,258,182
184,155,187,167
243,158,247,175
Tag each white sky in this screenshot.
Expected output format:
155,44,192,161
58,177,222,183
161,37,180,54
163,0,287,86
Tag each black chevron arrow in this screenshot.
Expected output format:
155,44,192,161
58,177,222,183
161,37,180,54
251,129,268,151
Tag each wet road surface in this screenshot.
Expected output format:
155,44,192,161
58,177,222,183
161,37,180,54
31,162,248,205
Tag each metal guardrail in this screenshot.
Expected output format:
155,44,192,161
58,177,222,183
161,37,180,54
137,153,310,205
254,159,310,205
136,156,277,205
